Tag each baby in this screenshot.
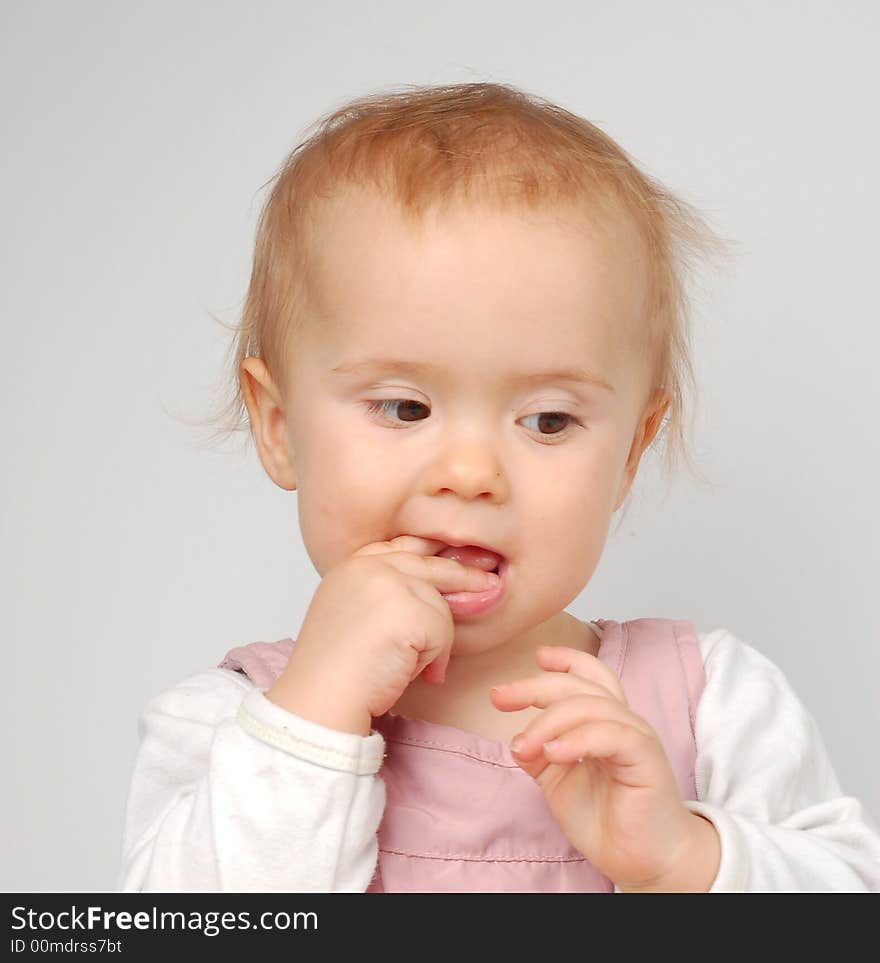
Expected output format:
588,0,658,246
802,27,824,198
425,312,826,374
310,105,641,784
119,82,880,892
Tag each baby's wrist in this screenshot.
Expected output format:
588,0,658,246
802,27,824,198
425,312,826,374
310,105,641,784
264,678,372,737
619,813,721,893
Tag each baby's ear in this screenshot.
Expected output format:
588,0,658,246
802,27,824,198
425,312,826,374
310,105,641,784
615,388,669,510
239,357,297,491
640,387,670,450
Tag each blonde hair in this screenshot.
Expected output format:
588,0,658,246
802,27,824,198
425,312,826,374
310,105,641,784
187,81,736,518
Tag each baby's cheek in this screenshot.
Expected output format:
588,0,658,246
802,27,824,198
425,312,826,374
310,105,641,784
300,480,385,567
297,489,343,560
544,527,606,597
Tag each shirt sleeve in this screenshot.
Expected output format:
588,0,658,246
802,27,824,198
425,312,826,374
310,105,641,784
117,668,386,892
684,629,880,892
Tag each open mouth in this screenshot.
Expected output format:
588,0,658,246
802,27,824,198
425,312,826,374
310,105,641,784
439,552,509,617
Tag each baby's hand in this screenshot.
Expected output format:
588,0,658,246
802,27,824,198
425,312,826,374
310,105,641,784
491,646,720,892
265,535,497,736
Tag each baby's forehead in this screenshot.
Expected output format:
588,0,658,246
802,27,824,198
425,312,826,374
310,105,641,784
303,276,637,403
304,186,648,353
309,185,644,295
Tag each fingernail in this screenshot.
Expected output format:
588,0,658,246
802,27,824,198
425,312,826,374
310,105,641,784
484,571,501,584
510,734,525,754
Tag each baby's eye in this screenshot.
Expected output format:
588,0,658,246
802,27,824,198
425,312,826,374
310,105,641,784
519,411,583,439
366,399,429,423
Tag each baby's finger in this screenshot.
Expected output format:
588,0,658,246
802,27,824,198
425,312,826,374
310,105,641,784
354,535,449,558
508,694,654,761
419,643,452,685
540,719,660,782
420,554,501,592
535,645,628,705
369,548,499,595
491,672,615,713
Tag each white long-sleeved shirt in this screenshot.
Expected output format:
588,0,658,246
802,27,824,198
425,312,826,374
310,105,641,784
117,626,880,892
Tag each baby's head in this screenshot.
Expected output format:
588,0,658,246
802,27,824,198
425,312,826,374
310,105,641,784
200,82,730,645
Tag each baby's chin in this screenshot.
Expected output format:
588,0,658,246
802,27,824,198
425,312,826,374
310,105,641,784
447,619,528,658
449,606,581,657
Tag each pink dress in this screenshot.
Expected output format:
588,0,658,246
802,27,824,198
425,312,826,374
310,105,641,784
219,617,705,892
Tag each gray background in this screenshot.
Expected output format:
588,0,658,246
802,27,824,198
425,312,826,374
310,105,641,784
2,0,878,890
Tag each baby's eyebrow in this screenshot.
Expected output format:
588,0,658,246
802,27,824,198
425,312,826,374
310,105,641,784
330,358,615,393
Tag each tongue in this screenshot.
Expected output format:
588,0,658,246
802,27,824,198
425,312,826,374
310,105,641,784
436,544,503,572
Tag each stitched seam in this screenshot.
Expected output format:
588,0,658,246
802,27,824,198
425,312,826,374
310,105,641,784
380,736,517,768
237,703,380,774
379,847,590,864
671,621,698,738
617,620,629,676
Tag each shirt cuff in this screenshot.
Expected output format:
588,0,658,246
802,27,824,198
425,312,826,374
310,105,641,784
236,688,386,775
684,800,750,892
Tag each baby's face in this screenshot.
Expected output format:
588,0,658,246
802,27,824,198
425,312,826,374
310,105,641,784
254,186,664,655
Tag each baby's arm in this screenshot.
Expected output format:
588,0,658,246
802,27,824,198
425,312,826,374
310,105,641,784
683,630,880,892
117,668,386,892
